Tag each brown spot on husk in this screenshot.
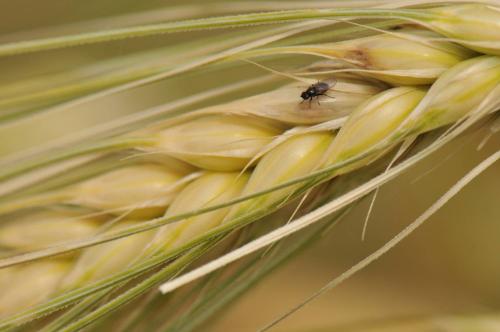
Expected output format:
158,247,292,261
345,48,372,68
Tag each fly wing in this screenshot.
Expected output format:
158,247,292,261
322,78,337,88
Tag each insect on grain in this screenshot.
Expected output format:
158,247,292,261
300,79,337,107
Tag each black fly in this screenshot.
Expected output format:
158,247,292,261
300,79,337,107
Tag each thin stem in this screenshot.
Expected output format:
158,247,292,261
0,110,469,269
58,237,223,332
167,208,350,332
0,137,154,182
0,8,434,57
40,289,110,332
156,102,497,295
0,191,70,215
0,248,187,329
259,150,500,331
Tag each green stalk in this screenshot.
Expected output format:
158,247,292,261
166,208,351,332
0,144,382,269
0,249,183,329
58,237,223,332
0,137,154,183
0,191,71,216
0,196,302,328
47,193,349,332
42,225,251,332
0,22,319,125
0,8,433,57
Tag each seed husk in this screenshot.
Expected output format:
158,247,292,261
0,210,100,251
0,260,70,317
152,114,285,171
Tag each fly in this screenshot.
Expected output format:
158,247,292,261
238,58,338,108
300,79,337,106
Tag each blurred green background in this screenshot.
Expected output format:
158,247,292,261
0,1,498,331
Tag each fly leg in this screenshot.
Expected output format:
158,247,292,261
322,93,336,100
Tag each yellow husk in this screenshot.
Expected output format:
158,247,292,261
224,131,334,221
427,4,500,55
0,210,100,251
306,31,473,84
61,172,248,289
327,87,426,168
147,171,249,253
72,163,191,218
152,114,286,171
59,221,153,290
0,260,70,317
243,30,474,85
218,76,384,124
404,55,500,133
